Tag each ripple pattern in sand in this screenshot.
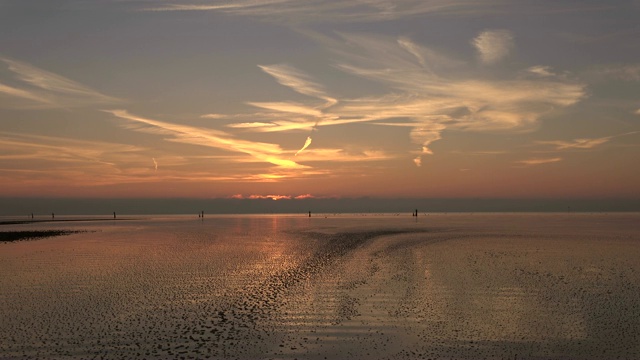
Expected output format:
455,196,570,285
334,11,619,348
1,214,640,359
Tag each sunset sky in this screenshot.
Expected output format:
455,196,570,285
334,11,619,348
1,0,639,201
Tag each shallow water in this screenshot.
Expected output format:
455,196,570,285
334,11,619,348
1,213,639,359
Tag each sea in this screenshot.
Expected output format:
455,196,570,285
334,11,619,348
1,213,639,359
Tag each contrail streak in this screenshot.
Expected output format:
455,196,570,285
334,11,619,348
295,136,312,156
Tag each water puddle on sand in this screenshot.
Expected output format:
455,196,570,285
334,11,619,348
1,213,640,359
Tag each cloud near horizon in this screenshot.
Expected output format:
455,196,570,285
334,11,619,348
229,193,319,200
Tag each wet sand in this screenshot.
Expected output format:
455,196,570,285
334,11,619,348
0,213,639,359
0,218,138,226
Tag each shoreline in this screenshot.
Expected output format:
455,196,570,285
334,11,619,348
0,218,140,226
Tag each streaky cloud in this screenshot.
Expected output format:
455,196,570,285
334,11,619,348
537,137,612,150
291,148,393,163
527,66,555,77
248,101,325,117
0,131,160,187
258,64,337,108
516,157,562,166
537,131,640,150
0,56,120,109
222,32,586,167
590,64,640,81
0,131,144,164
140,0,505,22
313,33,585,162
104,109,306,169
144,0,291,12
0,82,54,107
226,122,277,129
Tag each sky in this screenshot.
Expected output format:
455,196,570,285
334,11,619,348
1,0,639,202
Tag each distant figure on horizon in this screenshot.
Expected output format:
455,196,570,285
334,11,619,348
31,213,33,219
201,211,204,218
113,212,116,219
51,213,54,220
309,211,311,218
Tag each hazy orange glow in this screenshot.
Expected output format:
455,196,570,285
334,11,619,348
0,2,638,201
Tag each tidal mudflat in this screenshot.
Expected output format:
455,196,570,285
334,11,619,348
1,213,639,359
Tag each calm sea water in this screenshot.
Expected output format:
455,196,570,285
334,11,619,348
1,213,639,359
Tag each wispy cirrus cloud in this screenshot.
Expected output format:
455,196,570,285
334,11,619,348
293,148,393,163
527,66,555,77
516,157,562,166
471,29,514,65
537,137,612,150
219,32,586,166
0,57,120,109
258,64,337,108
0,131,143,165
253,64,341,154
140,0,505,22
588,64,640,82
292,32,584,164
143,0,291,13
104,109,305,169
0,131,165,187
537,131,639,150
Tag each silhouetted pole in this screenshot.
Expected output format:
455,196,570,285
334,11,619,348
201,211,204,218
31,213,34,219
113,212,116,219
415,209,418,217
52,213,55,220
308,211,311,217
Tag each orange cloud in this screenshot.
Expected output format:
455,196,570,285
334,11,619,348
248,194,292,200
516,157,562,166
294,194,315,199
229,193,317,200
